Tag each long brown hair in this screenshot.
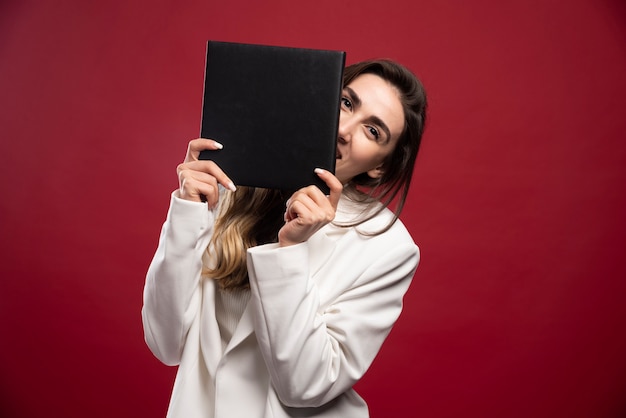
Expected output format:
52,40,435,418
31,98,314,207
339,59,428,234
204,59,427,289
203,187,289,289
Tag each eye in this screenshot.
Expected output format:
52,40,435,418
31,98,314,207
367,126,380,140
341,97,352,110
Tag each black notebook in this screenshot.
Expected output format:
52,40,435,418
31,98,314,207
199,41,346,192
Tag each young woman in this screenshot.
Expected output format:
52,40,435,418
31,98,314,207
142,59,427,418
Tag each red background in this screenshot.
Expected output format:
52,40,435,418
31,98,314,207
1,0,625,417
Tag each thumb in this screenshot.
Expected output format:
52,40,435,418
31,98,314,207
314,168,343,209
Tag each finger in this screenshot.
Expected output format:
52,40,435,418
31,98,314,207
179,176,221,206
178,160,237,192
286,190,335,224
185,138,224,162
285,193,315,221
298,187,332,214
314,168,343,209
178,166,221,190
178,165,219,202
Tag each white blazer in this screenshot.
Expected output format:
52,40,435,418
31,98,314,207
142,191,419,418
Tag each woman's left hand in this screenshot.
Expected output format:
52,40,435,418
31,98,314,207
278,169,344,247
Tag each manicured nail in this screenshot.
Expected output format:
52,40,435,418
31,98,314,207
227,181,237,192
213,141,224,149
314,168,325,175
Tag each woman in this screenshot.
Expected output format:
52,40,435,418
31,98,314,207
142,59,427,417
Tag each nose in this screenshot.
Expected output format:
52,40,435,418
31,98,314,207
337,112,354,143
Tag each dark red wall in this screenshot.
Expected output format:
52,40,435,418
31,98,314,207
1,0,625,417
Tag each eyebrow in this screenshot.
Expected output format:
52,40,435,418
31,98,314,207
344,86,392,143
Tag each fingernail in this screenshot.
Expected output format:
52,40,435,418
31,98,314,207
314,168,325,174
227,181,237,192
213,141,224,149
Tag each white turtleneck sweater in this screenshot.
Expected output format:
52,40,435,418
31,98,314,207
214,286,251,351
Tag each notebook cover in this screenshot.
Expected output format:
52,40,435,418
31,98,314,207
199,41,345,192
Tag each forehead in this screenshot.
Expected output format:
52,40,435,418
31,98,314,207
347,73,405,139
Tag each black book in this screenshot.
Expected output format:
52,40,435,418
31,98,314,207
199,40,346,192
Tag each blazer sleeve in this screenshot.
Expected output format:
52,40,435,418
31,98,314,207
141,191,215,366
246,234,419,408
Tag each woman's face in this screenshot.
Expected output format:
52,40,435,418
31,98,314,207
335,73,405,184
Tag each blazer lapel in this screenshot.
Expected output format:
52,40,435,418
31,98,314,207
307,227,341,278
222,216,347,355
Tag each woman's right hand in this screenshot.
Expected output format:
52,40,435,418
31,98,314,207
176,138,237,208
